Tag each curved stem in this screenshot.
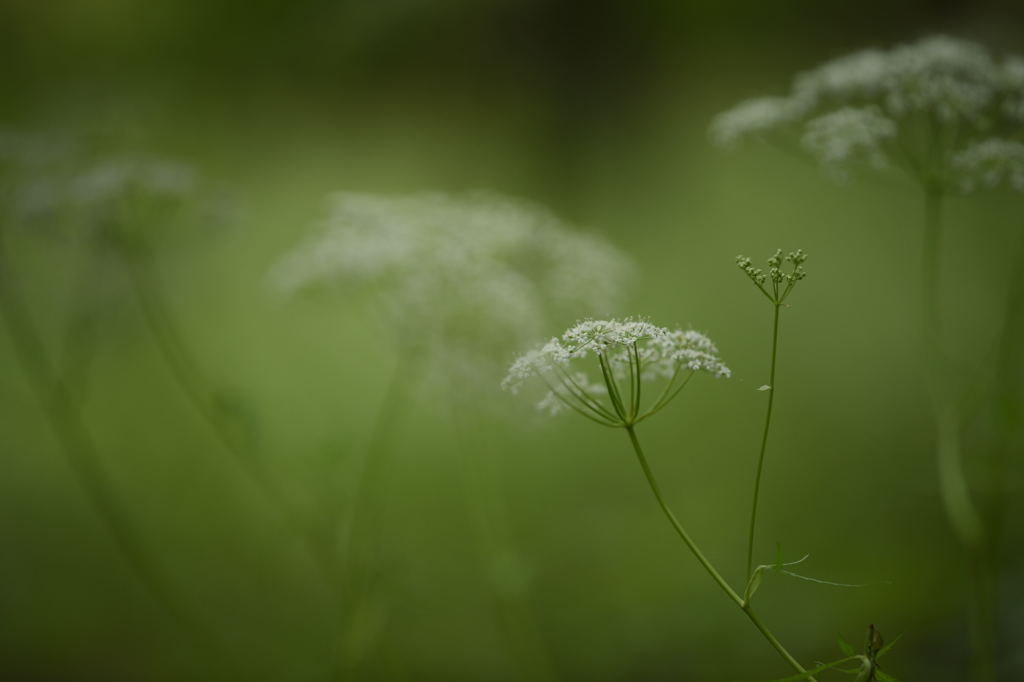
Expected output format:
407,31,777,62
746,303,781,581
637,371,694,423
551,365,620,423
741,605,813,679
122,246,339,592
0,238,193,631
330,349,420,679
336,349,419,568
623,425,815,680
124,249,249,466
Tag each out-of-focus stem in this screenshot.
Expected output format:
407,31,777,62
0,236,191,631
121,245,339,592
921,188,983,549
335,349,419,573
920,187,993,682
331,349,420,679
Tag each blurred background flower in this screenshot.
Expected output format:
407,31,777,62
711,35,1024,190
1,2,1023,682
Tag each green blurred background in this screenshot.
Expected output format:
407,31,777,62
1,1,1023,680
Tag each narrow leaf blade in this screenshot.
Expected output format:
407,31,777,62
837,632,855,656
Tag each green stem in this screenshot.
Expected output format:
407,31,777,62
336,349,419,569
623,425,815,681
0,238,192,631
630,342,642,421
124,249,248,468
552,365,620,423
987,234,1024,542
747,302,781,581
921,190,983,547
330,349,420,679
638,371,694,423
921,188,993,682
122,246,340,593
599,353,628,421
970,233,1024,682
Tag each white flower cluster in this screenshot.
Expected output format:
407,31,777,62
503,318,729,423
0,131,199,232
1004,56,1024,120
711,35,1024,191
644,328,732,378
69,158,196,206
952,138,1024,192
793,36,999,121
708,97,809,148
272,192,633,372
561,318,666,357
801,107,897,181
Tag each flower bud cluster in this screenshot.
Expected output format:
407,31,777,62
737,249,807,304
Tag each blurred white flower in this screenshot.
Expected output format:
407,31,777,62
712,35,1024,190
0,135,201,238
952,138,1024,193
709,96,810,148
801,107,897,181
69,158,197,206
1001,56,1024,121
794,48,893,102
503,318,728,424
883,36,997,121
272,192,633,376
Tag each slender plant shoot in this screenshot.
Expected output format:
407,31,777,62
737,249,808,581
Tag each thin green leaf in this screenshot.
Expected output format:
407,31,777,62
837,632,855,656
744,554,809,602
744,570,763,603
779,570,873,588
876,633,903,658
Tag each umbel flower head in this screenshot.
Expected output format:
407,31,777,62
64,157,200,246
69,158,196,207
952,138,1024,192
272,191,633,377
710,35,1024,191
502,318,730,427
0,129,200,246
